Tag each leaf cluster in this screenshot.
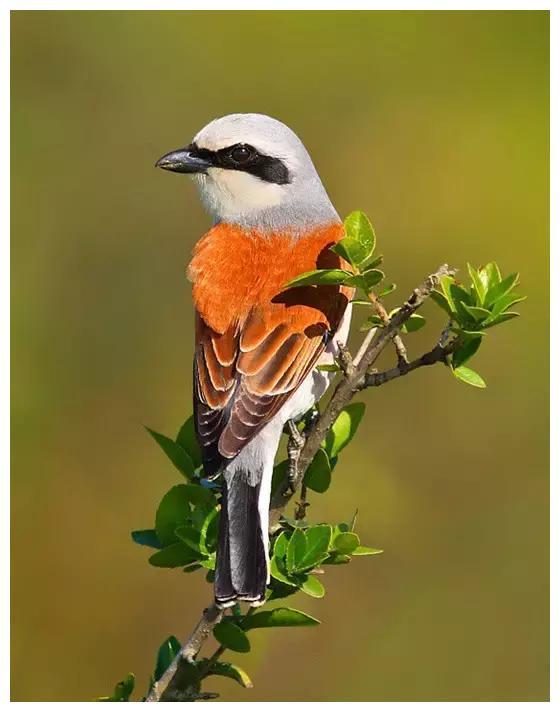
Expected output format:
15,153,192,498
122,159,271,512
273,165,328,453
132,423,219,576
431,263,525,387
108,403,379,700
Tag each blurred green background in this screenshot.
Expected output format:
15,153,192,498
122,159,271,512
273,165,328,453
11,10,549,702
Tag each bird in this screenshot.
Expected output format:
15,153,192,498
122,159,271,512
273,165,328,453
156,113,353,608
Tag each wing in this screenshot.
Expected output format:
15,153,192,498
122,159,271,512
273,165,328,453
189,221,351,477
194,283,349,477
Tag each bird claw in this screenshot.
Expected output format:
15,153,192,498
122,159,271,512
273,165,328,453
287,419,305,448
287,419,305,488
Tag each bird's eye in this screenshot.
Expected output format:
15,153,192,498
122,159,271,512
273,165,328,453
230,144,254,164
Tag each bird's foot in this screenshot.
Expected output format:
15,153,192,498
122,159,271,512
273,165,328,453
287,419,305,492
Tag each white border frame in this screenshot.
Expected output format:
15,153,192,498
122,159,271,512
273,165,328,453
1,2,552,707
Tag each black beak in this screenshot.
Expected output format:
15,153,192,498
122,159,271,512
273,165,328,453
155,147,212,174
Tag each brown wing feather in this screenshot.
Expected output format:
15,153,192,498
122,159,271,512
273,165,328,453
194,287,347,473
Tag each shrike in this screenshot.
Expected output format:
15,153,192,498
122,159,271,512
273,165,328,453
157,114,352,607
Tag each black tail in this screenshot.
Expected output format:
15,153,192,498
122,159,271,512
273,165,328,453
215,477,267,607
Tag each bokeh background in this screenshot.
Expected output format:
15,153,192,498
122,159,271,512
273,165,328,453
11,10,549,702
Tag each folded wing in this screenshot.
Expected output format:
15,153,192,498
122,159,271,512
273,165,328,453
194,282,349,477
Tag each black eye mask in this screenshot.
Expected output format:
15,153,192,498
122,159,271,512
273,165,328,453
187,142,291,185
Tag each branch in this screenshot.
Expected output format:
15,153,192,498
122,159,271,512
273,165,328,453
145,605,223,702
368,293,408,366
363,338,457,388
146,263,456,702
269,263,456,522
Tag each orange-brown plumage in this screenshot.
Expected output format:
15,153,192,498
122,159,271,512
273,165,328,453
189,222,352,471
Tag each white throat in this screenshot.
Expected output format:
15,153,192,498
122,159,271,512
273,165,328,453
194,169,286,222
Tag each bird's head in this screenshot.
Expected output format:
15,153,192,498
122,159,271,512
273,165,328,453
156,113,338,230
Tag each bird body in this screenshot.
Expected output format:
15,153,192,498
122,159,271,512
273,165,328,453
157,114,352,607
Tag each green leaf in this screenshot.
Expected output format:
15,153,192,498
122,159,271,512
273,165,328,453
284,268,353,288
324,553,351,565
293,525,331,571
175,416,203,469
329,522,349,547
439,276,458,314
243,607,320,630
183,484,215,509
454,298,474,324
199,507,219,556
190,504,208,531
333,532,360,555
485,272,519,307
152,636,181,684
213,621,251,653
270,533,299,586
452,365,486,388
359,315,384,332
378,283,396,298
430,289,454,317
97,673,135,702
345,270,385,291
286,529,307,573
483,311,520,328
451,327,486,337
149,542,199,568
131,529,161,549
452,336,482,368
183,563,202,573
468,263,487,304
324,403,366,458
273,531,290,560
315,363,341,372
155,485,191,546
460,303,492,322
450,283,474,308
401,313,426,333
352,546,383,556
303,448,332,493
175,525,202,552
146,427,195,480
482,261,501,291
488,292,526,317
329,238,356,266
350,298,373,306
362,254,384,270
343,210,376,263
361,269,385,290
270,556,298,586
207,661,253,688
301,574,325,598
331,232,376,269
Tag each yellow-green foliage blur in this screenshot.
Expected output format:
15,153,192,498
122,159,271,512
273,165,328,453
11,10,549,702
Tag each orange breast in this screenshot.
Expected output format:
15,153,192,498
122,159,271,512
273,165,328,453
188,222,349,335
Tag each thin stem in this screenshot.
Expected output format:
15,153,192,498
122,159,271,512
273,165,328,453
368,291,408,366
295,482,308,521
